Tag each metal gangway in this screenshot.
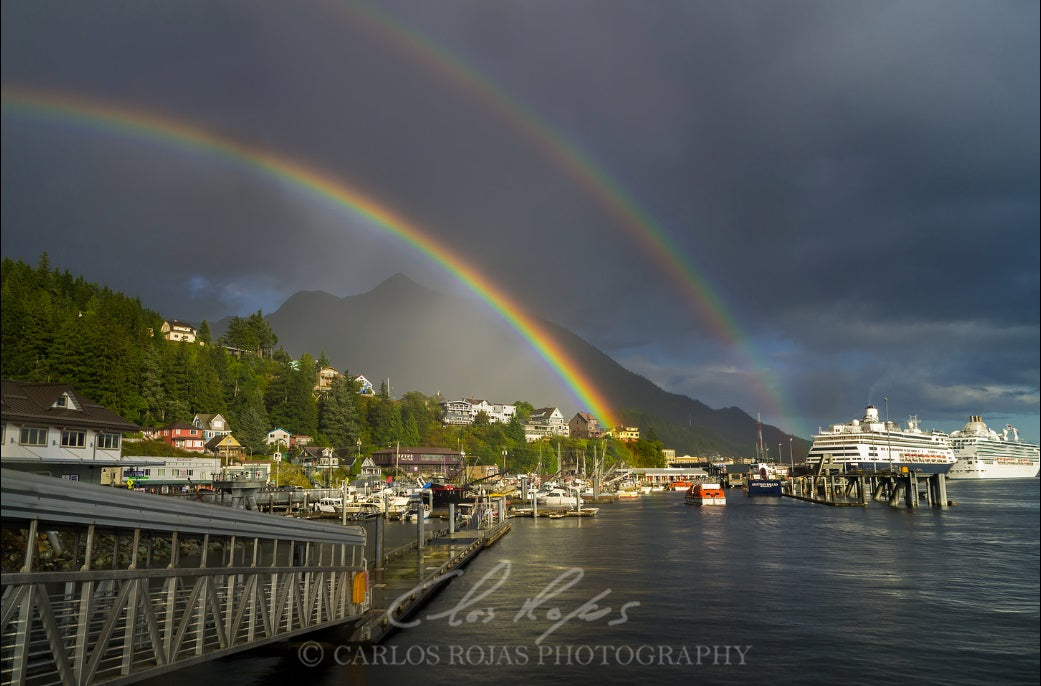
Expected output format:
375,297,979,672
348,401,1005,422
0,469,370,686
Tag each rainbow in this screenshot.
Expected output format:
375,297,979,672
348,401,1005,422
1,87,618,429
339,1,802,436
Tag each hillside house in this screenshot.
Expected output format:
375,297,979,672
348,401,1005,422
569,412,605,439
193,413,231,442
160,320,198,343
157,422,206,452
205,434,246,462
524,407,570,442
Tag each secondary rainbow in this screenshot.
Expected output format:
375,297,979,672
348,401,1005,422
1,87,618,429
339,0,800,435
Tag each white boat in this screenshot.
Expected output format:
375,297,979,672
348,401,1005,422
313,497,342,514
806,406,956,474
947,416,1040,479
400,504,431,522
535,487,581,509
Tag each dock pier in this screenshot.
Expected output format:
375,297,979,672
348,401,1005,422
785,470,950,509
348,517,511,644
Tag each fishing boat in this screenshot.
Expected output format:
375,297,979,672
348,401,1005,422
685,483,726,506
746,463,783,496
748,412,783,495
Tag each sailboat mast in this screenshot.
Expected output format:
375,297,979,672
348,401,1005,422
757,411,765,463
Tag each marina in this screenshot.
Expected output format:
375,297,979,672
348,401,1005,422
130,478,1039,686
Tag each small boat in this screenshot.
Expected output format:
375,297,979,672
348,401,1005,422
685,483,726,506
313,497,342,513
670,480,693,491
535,488,581,509
400,503,431,522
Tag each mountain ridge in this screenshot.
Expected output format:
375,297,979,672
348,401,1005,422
262,274,805,458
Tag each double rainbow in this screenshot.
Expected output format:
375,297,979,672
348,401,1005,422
1,87,618,429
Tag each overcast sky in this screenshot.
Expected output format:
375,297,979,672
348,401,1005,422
2,0,1038,443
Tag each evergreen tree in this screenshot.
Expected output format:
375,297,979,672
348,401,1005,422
236,392,270,455
318,375,359,453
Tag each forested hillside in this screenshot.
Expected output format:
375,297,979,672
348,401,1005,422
1,256,662,472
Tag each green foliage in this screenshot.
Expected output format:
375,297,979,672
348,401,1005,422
1,256,698,470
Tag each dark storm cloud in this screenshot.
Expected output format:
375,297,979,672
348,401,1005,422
2,0,1037,440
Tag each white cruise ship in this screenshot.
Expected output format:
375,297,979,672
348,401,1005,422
806,406,955,474
947,416,1040,479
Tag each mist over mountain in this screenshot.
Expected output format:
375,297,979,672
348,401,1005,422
262,274,805,458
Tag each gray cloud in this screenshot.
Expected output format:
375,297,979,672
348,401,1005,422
2,0,1037,441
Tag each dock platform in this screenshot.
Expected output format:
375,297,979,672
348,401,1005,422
348,520,511,644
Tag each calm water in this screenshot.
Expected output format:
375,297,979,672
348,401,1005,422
144,479,1040,685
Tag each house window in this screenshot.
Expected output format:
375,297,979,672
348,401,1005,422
20,427,48,446
97,432,120,450
61,430,86,448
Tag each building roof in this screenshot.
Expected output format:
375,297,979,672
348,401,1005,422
1,379,139,433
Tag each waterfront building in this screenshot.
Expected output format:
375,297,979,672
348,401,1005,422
104,455,222,491
1,379,144,484
369,446,464,477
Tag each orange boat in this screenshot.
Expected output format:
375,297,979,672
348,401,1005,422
684,482,726,506
670,480,694,491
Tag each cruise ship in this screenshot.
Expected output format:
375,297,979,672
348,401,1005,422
947,416,1040,479
806,406,956,474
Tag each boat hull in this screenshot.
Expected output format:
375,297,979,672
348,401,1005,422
684,483,726,506
746,479,782,496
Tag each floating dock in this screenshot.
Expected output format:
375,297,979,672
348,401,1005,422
348,516,511,644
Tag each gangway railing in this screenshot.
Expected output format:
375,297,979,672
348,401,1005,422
0,469,370,686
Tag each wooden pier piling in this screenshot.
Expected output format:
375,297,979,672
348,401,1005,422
785,470,949,509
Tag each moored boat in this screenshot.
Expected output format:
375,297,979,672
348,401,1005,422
948,416,1040,479
806,406,956,474
685,483,726,506
746,463,783,496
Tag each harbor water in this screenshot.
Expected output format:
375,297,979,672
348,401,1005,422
142,478,1039,685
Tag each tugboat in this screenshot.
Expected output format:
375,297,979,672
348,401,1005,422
685,483,726,506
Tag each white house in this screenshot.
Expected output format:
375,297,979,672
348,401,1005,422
160,320,198,343
266,428,292,449
1,380,144,484
524,407,570,442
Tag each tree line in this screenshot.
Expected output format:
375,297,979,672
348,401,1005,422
1,256,666,474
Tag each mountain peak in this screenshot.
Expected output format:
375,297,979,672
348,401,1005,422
366,273,427,297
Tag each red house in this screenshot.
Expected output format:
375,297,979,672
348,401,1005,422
157,421,206,452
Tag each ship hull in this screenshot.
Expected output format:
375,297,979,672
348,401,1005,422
746,479,783,496
948,461,1040,479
